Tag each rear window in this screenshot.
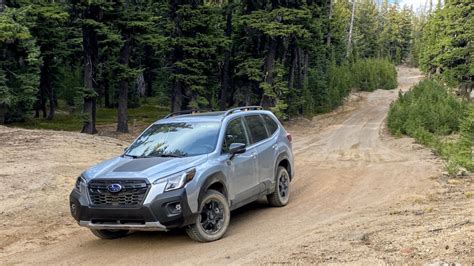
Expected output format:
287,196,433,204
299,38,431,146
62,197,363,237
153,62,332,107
244,115,269,144
263,114,278,135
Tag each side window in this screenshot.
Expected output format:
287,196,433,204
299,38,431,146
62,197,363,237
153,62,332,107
244,115,269,144
222,118,249,153
263,114,279,135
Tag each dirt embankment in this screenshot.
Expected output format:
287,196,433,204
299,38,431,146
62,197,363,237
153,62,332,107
0,67,472,264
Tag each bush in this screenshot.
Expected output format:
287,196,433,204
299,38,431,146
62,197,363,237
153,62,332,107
388,80,465,135
305,61,352,114
351,58,397,91
455,104,474,171
388,79,472,174
305,58,397,116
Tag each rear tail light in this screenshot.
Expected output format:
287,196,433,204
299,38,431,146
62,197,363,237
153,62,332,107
286,133,292,143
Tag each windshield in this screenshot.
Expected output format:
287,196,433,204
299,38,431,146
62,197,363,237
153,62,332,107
125,122,221,158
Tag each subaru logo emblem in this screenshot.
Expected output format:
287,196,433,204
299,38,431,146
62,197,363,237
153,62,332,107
107,183,122,193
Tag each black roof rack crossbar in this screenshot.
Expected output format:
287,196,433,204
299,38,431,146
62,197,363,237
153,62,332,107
164,108,215,119
224,106,263,117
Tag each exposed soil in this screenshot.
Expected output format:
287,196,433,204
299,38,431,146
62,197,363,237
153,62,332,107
0,67,472,264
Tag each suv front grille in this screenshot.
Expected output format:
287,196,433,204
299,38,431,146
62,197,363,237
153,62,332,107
88,179,150,208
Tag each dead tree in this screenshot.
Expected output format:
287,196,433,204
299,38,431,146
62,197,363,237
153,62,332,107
347,0,356,57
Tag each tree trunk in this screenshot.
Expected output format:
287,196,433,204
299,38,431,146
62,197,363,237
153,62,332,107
46,85,55,120
38,57,55,120
170,0,184,112
97,59,105,107
326,0,333,46
144,45,154,97
288,44,297,90
347,0,356,57
116,32,131,133
296,47,303,92
103,78,111,108
261,37,278,108
301,50,309,114
303,51,309,85
81,6,99,134
171,80,183,112
260,0,282,109
35,85,47,118
220,2,233,111
82,97,97,133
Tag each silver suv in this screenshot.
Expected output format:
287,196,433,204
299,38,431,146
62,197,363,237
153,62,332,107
69,106,294,242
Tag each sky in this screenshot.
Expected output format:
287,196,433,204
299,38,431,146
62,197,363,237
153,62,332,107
384,0,432,12
398,0,428,10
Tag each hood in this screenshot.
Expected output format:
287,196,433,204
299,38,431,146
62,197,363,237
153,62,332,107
82,154,208,181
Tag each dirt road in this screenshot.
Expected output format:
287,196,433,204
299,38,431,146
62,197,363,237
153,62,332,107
0,67,472,264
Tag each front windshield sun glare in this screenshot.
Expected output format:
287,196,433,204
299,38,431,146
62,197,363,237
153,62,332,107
125,122,221,158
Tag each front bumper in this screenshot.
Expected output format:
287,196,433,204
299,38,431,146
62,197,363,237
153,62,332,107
79,220,166,231
69,187,198,231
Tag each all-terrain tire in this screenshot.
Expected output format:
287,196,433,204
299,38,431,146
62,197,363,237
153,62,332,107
90,229,129,239
267,166,290,207
186,190,230,242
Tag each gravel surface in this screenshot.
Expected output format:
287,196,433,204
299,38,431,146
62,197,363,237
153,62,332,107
0,67,472,264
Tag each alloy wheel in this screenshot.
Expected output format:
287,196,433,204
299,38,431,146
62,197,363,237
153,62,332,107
199,199,225,235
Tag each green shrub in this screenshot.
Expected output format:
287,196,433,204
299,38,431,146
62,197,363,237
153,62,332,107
305,58,397,116
306,61,352,114
455,104,474,171
328,62,352,110
351,58,397,91
388,80,465,135
388,79,472,174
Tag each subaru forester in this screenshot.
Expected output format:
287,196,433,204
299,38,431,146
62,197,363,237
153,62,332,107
69,106,294,242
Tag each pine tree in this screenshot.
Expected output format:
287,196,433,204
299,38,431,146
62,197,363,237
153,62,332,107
25,2,69,120
0,5,41,123
380,3,412,63
354,0,380,58
111,0,164,133
168,1,227,112
70,1,111,134
418,0,473,85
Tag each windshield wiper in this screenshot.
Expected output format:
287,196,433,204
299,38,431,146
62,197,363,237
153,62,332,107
123,154,153,159
124,153,185,158
156,154,186,158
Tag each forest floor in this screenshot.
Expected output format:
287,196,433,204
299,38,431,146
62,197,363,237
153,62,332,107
0,67,472,264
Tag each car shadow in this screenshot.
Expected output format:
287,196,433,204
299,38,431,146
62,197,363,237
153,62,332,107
119,197,270,242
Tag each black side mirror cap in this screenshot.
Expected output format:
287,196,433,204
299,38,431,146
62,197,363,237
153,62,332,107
229,143,246,159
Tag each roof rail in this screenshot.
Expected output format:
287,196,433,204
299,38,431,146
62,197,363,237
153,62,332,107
164,109,214,119
224,106,263,117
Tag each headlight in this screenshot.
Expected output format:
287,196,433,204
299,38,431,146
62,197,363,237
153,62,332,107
75,176,85,190
153,168,196,192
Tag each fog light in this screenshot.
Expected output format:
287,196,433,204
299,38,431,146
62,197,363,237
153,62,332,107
167,202,182,216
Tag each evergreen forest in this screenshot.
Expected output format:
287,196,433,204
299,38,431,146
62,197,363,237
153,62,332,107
0,0,471,134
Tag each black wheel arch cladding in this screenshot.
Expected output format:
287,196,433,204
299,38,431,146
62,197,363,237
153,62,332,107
198,172,229,204
276,152,292,179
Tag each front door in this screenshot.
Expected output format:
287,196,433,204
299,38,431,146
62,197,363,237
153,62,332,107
222,117,258,205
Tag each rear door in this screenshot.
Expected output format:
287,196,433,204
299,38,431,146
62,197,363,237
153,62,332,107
243,115,276,189
222,117,258,204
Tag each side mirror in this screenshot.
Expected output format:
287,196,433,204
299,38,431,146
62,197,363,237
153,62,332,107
229,143,246,159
